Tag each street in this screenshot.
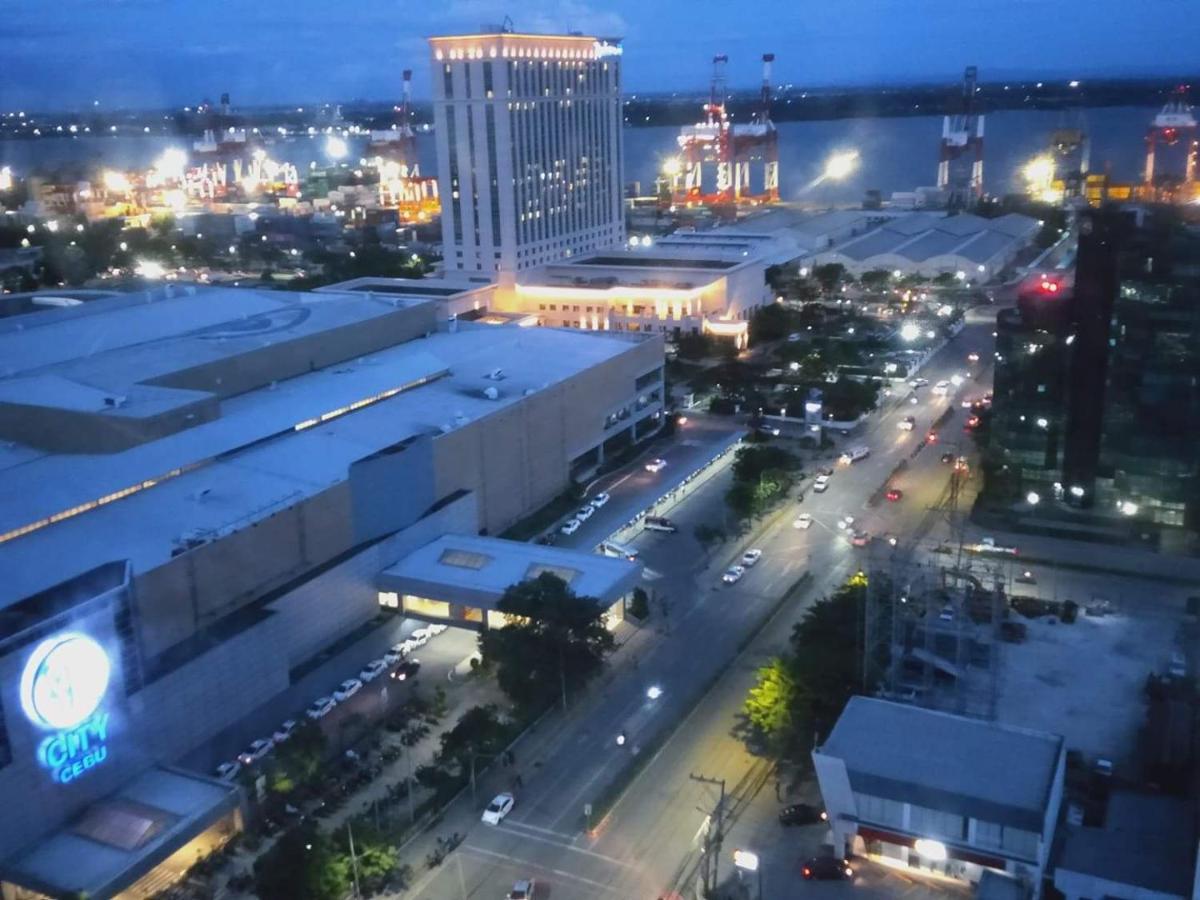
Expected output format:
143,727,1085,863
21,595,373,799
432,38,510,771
403,321,999,900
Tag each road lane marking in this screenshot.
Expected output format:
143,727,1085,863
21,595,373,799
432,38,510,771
491,826,636,868
502,818,578,840
460,844,624,895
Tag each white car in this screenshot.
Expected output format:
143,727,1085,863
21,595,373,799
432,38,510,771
645,458,667,473
909,377,928,388
428,623,448,636
813,475,830,493
591,492,610,509
794,513,814,530
215,761,241,781
359,659,388,683
333,678,362,702
898,416,915,431
837,515,855,531
383,647,403,666
273,719,298,743
758,424,781,436
507,880,536,900
576,505,595,521
411,627,433,642
238,738,275,766
560,518,581,536
932,380,950,395
306,696,337,720
741,548,763,567
481,792,515,825
722,565,746,585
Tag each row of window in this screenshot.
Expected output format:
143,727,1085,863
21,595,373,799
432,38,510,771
441,59,617,102
853,792,1040,860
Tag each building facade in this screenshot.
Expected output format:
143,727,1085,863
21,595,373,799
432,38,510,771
430,31,625,276
0,286,661,896
814,697,1064,896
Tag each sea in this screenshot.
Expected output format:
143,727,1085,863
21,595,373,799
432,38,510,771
0,106,1178,206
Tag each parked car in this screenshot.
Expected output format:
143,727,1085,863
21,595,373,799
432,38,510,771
391,660,421,681
801,857,854,880
813,475,830,493
968,352,980,362
359,659,388,683
560,518,581,536
793,513,814,530
215,761,241,781
333,678,362,702
411,626,433,642
428,623,448,636
273,719,298,743
576,505,595,522
722,565,746,585
507,880,536,900
306,696,337,720
644,458,668,473
383,647,404,666
591,492,610,509
481,792,515,825
238,738,275,766
757,423,781,436
741,548,763,567
644,515,677,533
779,803,827,826
909,378,928,387
886,488,903,502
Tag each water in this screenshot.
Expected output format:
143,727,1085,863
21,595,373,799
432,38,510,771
0,107,1163,201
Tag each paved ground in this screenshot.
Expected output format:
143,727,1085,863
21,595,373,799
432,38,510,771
401,323,1000,900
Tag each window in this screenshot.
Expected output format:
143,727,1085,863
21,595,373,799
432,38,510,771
854,793,904,828
909,804,965,842
443,64,453,98
973,820,1002,849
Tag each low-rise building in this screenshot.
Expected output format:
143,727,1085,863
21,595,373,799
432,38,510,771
813,697,1065,896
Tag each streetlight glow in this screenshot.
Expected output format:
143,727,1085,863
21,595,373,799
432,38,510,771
900,322,921,342
822,150,859,181
1026,491,1040,505
914,839,948,862
733,849,760,872
661,156,682,177
325,135,349,160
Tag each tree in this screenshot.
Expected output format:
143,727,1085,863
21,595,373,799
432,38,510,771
859,269,892,290
694,523,726,548
628,587,650,620
478,573,616,711
335,821,404,894
254,824,351,900
744,658,798,747
267,720,327,795
732,445,799,484
438,704,508,767
748,303,791,344
812,263,846,293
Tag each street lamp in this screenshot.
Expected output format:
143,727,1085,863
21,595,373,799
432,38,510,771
733,849,763,900
1026,491,1040,506
822,150,859,181
899,322,921,342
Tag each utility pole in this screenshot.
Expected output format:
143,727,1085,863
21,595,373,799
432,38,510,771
690,773,727,897
346,821,362,899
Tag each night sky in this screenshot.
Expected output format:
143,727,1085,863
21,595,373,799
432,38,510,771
3,0,1198,111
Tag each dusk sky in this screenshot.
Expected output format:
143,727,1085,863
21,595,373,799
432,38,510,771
3,0,1199,111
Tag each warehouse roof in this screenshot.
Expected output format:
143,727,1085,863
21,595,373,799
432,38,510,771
821,212,1039,271
818,697,1062,831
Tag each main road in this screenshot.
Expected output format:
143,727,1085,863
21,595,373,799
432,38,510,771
405,316,998,900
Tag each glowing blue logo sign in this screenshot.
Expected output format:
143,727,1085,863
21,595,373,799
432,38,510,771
20,633,113,784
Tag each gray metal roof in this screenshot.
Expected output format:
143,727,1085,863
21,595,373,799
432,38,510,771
819,697,1062,831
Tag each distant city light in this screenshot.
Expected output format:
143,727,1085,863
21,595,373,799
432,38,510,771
732,849,760,872
954,270,966,281
899,322,921,342
1119,500,1138,516
1069,80,1081,88
102,170,131,193
134,259,167,279
1036,417,1049,429
325,135,349,160
892,269,902,278
1069,485,1085,498
0,166,11,192
661,156,682,177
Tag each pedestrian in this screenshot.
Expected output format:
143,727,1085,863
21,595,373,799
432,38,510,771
514,773,523,789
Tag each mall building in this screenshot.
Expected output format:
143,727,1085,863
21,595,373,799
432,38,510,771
0,284,658,897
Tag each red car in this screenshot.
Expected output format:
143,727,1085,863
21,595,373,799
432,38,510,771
926,431,938,443
886,488,903,502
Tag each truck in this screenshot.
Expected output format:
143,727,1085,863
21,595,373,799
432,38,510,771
643,516,677,533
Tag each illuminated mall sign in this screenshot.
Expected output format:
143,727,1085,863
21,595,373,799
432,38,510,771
19,632,113,784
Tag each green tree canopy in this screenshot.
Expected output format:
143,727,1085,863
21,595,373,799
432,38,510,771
744,658,797,747
812,263,846,292
254,824,350,900
478,573,616,711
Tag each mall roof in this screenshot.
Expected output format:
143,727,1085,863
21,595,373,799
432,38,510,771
377,533,641,610
0,288,652,609
0,766,239,899
824,213,1039,268
317,275,494,300
818,697,1063,832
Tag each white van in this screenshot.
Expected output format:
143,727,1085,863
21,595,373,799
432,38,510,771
599,540,639,561
839,446,870,465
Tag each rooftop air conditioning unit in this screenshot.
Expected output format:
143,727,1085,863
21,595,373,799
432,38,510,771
483,386,500,400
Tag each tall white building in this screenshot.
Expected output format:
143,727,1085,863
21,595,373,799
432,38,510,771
429,31,625,276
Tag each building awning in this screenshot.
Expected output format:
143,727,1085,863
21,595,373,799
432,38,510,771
0,766,240,899
377,534,641,612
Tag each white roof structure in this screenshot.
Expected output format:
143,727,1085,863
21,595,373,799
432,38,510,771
813,212,1039,277
818,696,1063,831
0,287,648,609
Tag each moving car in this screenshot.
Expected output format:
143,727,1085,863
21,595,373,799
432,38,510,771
898,416,915,431
576,505,595,522
757,423,781,436
801,857,854,880
850,530,871,547
838,445,870,465
481,792,515,825
359,659,388,683
926,430,938,443
793,513,814,530
273,719,298,743
909,377,928,387
645,458,667,473
507,880,536,900
741,548,763,567
215,761,241,781
238,738,274,766
333,678,362,702
967,352,980,362
886,488,903,502
722,565,746,585
812,474,831,493
306,696,337,720
590,492,610,509
779,803,827,826
560,518,581,536
643,515,677,533
391,660,421,681
884,533,899,547
941,452,956,464
932,380,950,395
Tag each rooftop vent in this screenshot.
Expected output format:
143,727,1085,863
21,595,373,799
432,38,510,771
486,368,506,381
483,386,500,401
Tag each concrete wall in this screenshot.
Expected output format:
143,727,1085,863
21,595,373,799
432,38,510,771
348,436,437,545
812,749,858,857
1055,870,1185,900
